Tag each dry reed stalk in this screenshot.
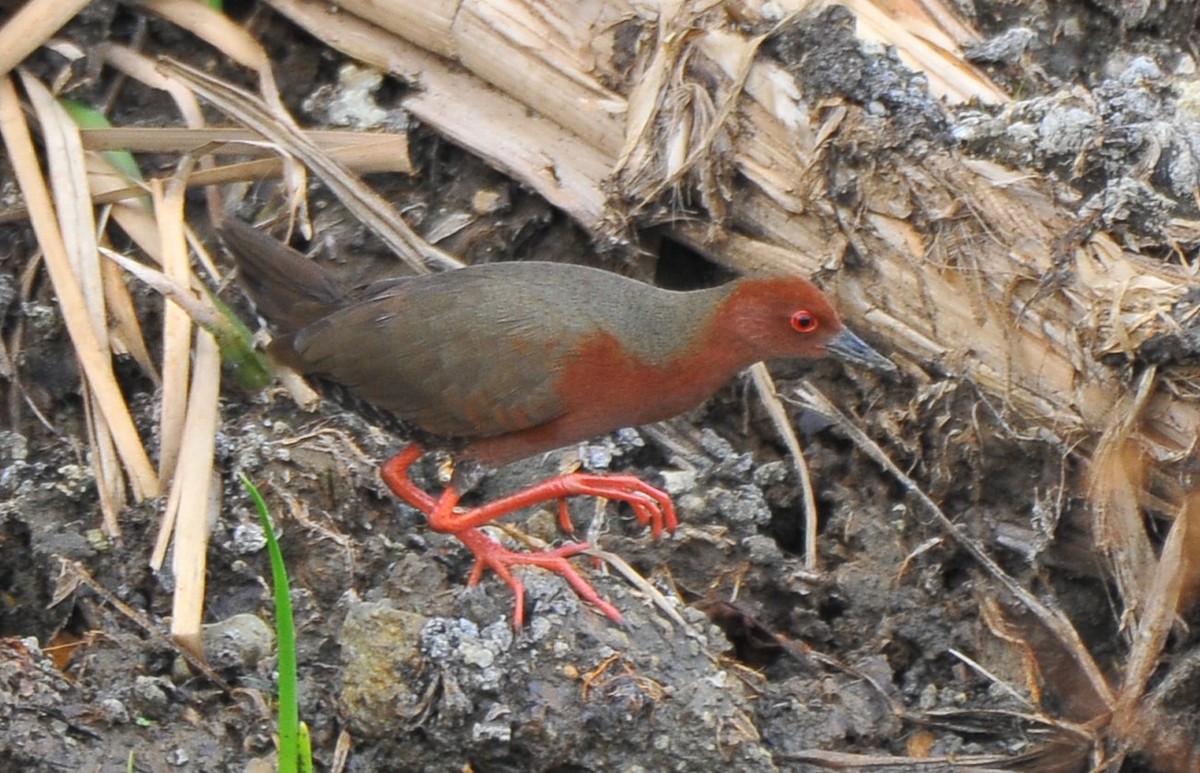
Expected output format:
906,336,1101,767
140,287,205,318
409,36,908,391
163,355,220,658
20,71,134,534
749,363,819,570
159,59,463,273
0,73,159,501
158,177,223,655
154,175,193,490
79,127,411,174
0,0,92,77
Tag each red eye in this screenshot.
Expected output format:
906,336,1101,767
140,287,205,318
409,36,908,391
790,310,818,333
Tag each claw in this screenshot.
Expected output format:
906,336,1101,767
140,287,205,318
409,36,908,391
556,498,575,534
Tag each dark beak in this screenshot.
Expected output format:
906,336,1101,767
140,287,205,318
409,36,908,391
826,328,897,374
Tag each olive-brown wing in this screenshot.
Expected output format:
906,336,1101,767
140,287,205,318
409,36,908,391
288,271,575,439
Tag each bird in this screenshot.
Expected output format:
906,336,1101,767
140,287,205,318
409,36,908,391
218,218,895,627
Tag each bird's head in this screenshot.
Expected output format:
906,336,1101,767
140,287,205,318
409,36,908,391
720,276,896,373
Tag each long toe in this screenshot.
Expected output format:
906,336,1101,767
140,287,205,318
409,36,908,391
564,474,678,537
455,528,623,627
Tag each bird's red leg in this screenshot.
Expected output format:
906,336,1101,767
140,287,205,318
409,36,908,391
380,444,678,537
379,444,437,511
379,443,669,626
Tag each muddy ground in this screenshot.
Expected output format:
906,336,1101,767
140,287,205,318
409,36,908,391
3,1,1200,771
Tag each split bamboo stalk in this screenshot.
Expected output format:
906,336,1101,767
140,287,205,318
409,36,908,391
332,0,629,156
263,0,613,230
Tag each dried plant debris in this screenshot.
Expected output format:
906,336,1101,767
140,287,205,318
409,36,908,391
954,55,1200,242
766,5,955,150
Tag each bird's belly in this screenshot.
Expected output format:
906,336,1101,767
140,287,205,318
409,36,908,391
461,371,721,465
465,329,743,466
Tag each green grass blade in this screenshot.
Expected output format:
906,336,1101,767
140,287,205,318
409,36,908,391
299,722,313,773
58,98,145,188
240,473,302,773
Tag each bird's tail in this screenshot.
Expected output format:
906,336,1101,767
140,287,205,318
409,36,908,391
217,217,343,335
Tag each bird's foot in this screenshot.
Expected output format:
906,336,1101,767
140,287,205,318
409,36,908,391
455,527,623,628
380,443,674,626
426,471,678,539
381,444,678,538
